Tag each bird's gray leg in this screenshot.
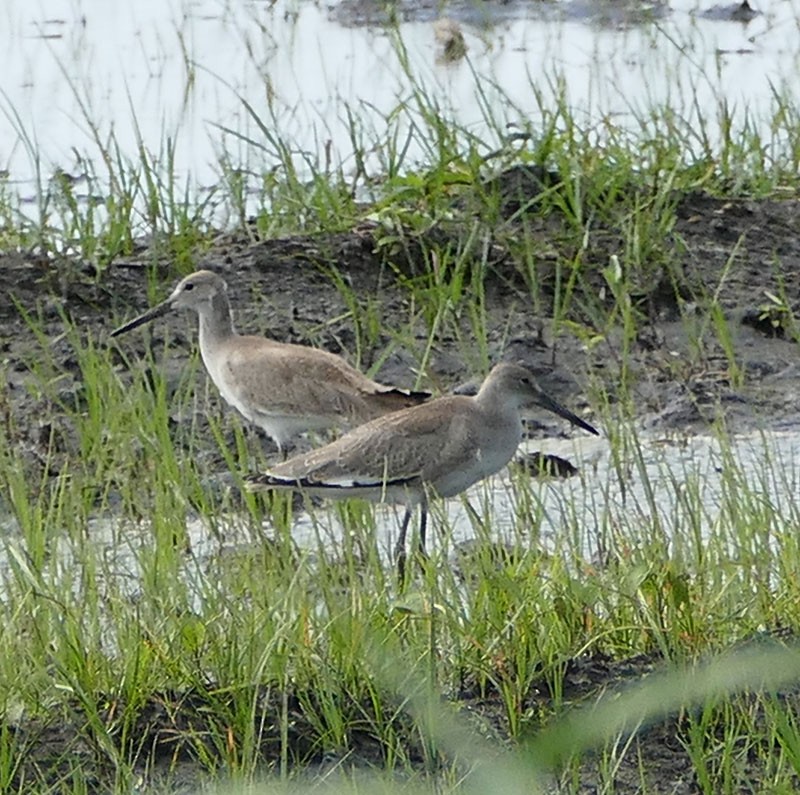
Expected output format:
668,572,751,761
275,437,292,462
396,497,431,583
395,507,413,584
271,433,297,462
417,502,428,557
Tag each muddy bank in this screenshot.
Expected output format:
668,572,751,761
3,190,800,480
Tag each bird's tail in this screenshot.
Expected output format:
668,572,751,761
244,473,299,492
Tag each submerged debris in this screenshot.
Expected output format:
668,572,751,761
514,450,580,478
699,1,760,22
434,17,467,63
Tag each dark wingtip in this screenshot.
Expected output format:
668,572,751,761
372,387,431,411
397,389,431,404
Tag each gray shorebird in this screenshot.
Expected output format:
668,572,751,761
245,362,599,576
110,270,429,453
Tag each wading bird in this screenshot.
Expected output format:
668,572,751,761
245,362,599,577
110,270,429,454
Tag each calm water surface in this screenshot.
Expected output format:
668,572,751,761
2,429,798,602
1,0,798,199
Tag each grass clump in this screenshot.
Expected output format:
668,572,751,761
4,331,800,792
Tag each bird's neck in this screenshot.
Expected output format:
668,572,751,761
198,291,235,347
476,381,517,419
475,388,523,437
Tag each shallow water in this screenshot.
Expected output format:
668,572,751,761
3,428,798,607
1,0,798,210
281,427,800,563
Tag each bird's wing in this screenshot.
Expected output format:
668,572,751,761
269,397,476,488
223,337,380,419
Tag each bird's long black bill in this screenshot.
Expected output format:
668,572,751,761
535,392,599,436
110,299,173,337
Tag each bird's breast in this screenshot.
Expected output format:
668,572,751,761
431,417,522,498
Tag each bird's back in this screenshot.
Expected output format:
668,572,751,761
205,333,427,447
263,392,521,498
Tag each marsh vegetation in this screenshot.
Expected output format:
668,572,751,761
1,1,800,792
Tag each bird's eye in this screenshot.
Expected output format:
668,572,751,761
184,282,195,291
